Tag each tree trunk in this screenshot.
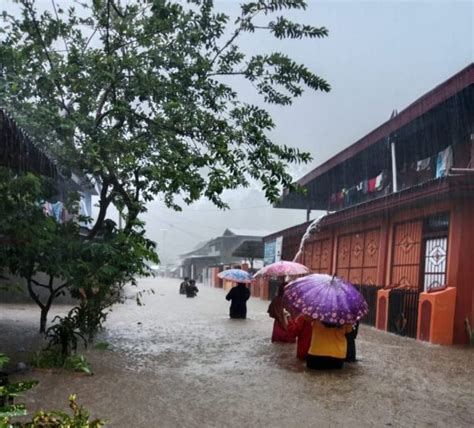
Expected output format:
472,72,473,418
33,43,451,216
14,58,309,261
87,182,112,240
27,277,55,333
39,307,48,334
26,278,47,333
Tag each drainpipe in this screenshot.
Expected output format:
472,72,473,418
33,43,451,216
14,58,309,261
390,109,398,193
391,138,398,192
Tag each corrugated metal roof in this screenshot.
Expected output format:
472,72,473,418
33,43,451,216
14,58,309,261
294,63,473,188
224,228,274,237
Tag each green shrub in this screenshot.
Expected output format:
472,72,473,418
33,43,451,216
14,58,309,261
63,356,92,376
30,350,92,376
0,354,38,421
93,342,110,351
3,395,106,427
29,350,63,370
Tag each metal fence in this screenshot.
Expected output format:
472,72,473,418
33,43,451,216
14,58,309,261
354,284,383,326
387,288,420,338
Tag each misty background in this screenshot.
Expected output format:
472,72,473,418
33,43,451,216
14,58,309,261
5,0,472,265
143,0,473,265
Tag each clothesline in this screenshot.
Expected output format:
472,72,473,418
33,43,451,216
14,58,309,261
328,145,454,210
41,198,90,225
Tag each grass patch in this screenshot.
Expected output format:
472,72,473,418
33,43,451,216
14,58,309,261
93,341,110,351
30,349,93,375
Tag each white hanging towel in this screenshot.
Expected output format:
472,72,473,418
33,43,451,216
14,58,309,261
436,146,453,178
375,171,384,190
416,156,431,171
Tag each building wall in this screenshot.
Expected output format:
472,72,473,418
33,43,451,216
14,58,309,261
446,198,474,344
268,196,473,344
302,232,333,274
335,228,381,285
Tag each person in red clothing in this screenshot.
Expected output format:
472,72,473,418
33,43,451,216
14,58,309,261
287,314,312,360
268,283,295,343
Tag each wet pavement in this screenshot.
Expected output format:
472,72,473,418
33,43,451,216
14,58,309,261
1,277,473,427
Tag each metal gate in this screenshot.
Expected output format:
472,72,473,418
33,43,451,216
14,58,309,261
387,288,420,338
354,284,383,326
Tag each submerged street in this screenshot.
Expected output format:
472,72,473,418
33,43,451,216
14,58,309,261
2,277,473,427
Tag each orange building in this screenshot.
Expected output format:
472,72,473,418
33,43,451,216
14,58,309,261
264,64,474,345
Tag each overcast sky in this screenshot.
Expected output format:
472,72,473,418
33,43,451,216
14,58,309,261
144,0,473,264
4,0,472,264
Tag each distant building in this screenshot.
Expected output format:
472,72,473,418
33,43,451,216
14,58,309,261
0,108,97,303
180,228,272,284
263,64,473,345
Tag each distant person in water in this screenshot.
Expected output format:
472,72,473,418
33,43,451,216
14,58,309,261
186,279,199,298
225,283,250,319
345,321,359,362
268,283,295,343
179,277,189,295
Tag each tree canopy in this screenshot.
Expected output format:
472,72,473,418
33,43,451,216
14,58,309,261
0,0,329,236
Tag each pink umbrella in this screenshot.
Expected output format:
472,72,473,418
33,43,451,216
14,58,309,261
253,261,310,278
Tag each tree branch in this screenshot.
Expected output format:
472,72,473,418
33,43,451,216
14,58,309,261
51,0,69,54
27,279,45,310
209,29,241,68
30,278,50,290
207,71,246,78
53,282,69,296
95,84,115,124
23,0,71,115
87,181,114,240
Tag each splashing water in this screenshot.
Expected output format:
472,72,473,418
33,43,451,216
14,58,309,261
292,214,327,263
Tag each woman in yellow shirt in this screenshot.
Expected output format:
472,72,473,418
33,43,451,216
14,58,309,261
306,320,353,370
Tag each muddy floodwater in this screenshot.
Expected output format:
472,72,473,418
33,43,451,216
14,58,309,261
1,278,473,427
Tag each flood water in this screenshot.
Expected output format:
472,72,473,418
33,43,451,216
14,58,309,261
1,277,473,427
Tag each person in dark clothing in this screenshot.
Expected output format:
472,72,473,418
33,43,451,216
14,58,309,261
179,277,189,295
225,283,250,319
345,321,359,362
186,279,199,298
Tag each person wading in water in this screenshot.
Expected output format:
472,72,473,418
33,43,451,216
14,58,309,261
179,277,189,295
225,283,250,319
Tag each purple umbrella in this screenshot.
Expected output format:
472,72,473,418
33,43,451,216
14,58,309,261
284,274,368,325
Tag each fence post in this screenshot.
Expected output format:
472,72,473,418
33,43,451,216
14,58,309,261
376,289,390,331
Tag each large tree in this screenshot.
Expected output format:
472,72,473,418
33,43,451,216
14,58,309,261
0,170,156,333
0,0,329,235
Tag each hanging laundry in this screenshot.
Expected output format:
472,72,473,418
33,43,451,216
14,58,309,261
375,171,384,191
436,146,453,178
79,199,89,217
347,186,358,205
362,179,369,194
416,156,431,171
340,188,348,207
51,201,64,223
336,191,344,208
367,177,377,192
42,201,52,217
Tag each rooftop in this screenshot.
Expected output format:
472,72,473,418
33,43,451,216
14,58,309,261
277,63,474,211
